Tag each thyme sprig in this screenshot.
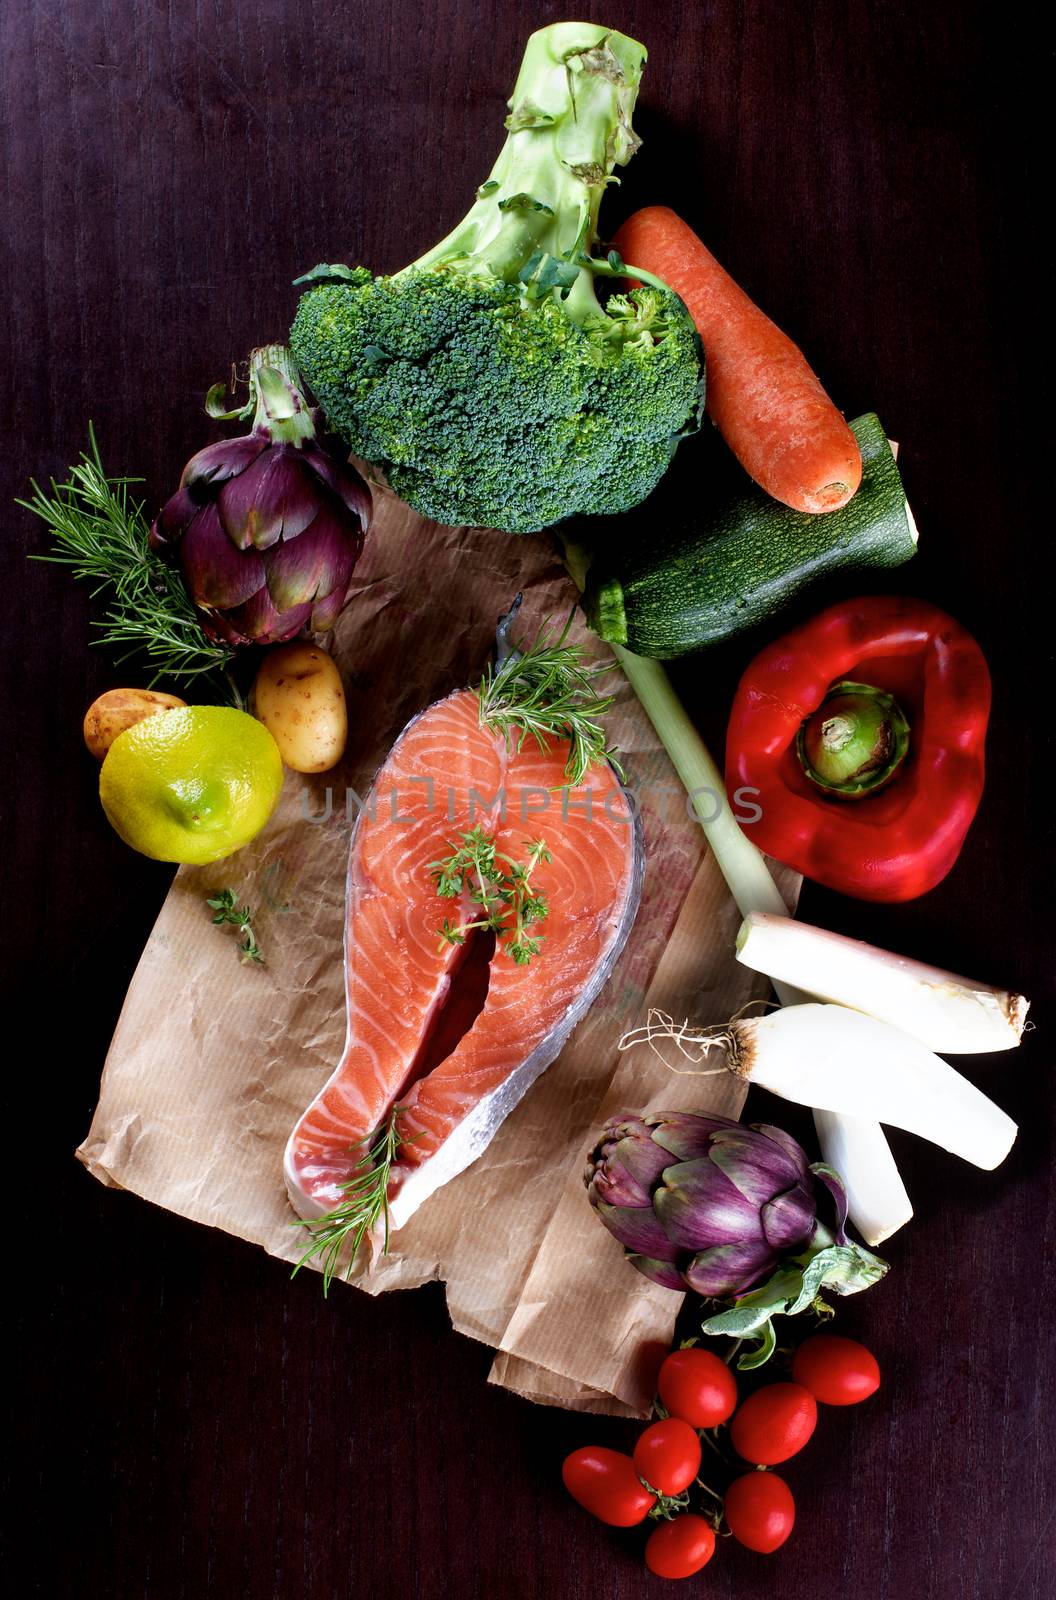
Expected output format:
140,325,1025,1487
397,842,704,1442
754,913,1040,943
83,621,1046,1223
291,1106,405,1295
206,889,264,965
477,610,622,785
430,825,551,965
20,425,235,689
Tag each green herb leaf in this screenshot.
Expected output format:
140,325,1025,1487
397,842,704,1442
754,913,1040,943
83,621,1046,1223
207,888,264,966
21,427,235,691
291,1106,406,1294
429,830,550,965
477,610,622,786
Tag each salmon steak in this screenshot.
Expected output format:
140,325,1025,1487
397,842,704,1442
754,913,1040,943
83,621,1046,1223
284,685,643,1234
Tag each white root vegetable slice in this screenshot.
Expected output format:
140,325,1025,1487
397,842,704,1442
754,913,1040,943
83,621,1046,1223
813,1109,914,1246
728,1004,1017,1170
737,912,1029,1055
763,986,911,1247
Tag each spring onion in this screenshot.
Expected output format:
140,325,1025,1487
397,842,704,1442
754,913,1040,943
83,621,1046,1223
621,1005,1018,1170
736,912,1030,1055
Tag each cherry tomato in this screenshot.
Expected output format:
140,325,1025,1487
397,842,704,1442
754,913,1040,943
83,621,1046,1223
724,1471,796,1553
730,1382,817,1465
632,1418,701,1496
792,1334,881,1406
657,1347,739,1429
561,1446,656,1527
645,1513,717,1579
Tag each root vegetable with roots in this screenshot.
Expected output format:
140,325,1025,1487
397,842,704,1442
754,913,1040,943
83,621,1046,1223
619,1005,1018,1172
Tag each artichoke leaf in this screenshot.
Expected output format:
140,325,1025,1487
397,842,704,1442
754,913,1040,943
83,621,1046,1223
702,1242,889,1370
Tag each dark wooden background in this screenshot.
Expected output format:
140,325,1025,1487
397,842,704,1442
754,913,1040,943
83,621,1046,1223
2,3,1050,1597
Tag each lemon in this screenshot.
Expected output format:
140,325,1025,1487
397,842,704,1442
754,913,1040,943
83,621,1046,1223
99,706,284,865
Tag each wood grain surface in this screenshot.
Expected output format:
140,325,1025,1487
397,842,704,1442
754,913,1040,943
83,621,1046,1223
1,4,1050,1597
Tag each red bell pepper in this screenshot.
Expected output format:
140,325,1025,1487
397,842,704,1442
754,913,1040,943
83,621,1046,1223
725,595,991,902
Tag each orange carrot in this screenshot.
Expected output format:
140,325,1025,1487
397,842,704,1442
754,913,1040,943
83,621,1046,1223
613,206,862,514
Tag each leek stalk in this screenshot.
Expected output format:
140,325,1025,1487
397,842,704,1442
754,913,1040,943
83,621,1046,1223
737,912,1029,1054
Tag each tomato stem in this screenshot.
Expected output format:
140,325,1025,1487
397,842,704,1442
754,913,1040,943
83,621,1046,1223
644,1485,692,1522
699,1429,728,1461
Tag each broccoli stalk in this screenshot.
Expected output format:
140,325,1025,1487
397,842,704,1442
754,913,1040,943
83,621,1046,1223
409,24,644,303
291,23,704,534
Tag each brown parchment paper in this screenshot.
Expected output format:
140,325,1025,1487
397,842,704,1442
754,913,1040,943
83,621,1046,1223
77,484,796,1417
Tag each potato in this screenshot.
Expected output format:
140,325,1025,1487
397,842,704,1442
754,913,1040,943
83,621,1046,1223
83,688,187,761
252,643,347,773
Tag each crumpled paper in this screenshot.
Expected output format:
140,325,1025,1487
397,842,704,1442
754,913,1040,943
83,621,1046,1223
77,483,796,1417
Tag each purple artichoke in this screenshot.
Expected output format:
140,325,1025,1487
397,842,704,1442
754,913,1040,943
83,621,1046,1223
584,1111,849,1299
151,345,371,646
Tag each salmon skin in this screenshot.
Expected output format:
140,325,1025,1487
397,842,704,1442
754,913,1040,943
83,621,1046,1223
284,686,643,1234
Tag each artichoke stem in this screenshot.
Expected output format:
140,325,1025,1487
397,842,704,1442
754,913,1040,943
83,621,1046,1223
249,345,317,448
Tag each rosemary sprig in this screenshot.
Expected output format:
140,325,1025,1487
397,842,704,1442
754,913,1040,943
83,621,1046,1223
19,425,235,689
206,889,264,965
477,610,622,785
291,1107,405,1294
430,825,551,965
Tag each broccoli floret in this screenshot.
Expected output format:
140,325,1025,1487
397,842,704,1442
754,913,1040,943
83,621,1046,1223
290,23,704,534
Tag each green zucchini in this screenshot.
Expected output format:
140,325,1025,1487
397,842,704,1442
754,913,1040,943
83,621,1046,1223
584,413,918,659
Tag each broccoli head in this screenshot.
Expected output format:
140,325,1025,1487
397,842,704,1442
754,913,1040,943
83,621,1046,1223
290,22,704,535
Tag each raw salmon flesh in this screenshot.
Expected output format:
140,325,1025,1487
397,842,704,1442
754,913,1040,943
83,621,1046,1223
284,686,643,1233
